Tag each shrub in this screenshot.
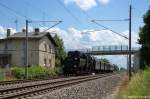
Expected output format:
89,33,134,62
12,67,25,79
47,67,63,77
28,66,50,79
53,67,63,75
12,66,63,79
117,67,150,99
0,68,4,80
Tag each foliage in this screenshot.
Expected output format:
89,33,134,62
11,67,25,79
0,68,4,80
120,67,126,72
113,64,119,71
100,58,110,64
138,8,150,69
47,67,63,77
117,67,150,99
28,66,50,79
53,34,67,67
100,58,120,71
12,66,62,79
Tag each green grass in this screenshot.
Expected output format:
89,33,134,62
117,68,150,99
0,68,5,80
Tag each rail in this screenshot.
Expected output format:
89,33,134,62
0,73,117,99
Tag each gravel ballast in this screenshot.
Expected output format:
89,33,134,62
31,74,122,99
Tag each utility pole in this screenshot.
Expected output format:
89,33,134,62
129,5,132,80
25,19,28,79
23,19,61,79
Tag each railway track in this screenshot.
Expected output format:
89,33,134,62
0,73,116,99
0,76,65,86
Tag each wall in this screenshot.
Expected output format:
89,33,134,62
39,36,55,68
0,39,39,66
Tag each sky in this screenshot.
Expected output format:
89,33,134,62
0,0,149,68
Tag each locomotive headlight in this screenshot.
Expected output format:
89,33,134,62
74,65,77,67
75,58,78,60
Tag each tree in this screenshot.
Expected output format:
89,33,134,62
120,67,126,72
53,34,67,67
138,8,150,69
113,64,119,71
100,58,110,64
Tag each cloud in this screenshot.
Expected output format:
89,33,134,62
23,26,33,32
64,0,97,11
98,0,110,5
46,27,139,51
64,0,110,10
13,26,139,51
57,28,138,68
0,26,16,39
0,26,138,68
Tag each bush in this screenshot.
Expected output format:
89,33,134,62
0,68,4,80
11,67,25,79
12,66,63,79
53,67,63,75
117,67,150,99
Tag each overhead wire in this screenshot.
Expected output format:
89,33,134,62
0,1,62,34
0,7,19,32
93,19,129,22
0,9,15,23
56,0,85,28
24,0,64,32
92,20,129,39
0,1,31,32
23,1,49,28
24,0,48,16
0,2,28,19
81,11,128,39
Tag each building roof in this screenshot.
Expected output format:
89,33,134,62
0,32,57,46
10,32,47,38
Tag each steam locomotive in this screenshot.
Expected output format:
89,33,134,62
63,51,114,75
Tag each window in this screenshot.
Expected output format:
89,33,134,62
49,59,51,67
4,42,8,50
49,45,51,53
44,44,47,52
44,58,47,66
22,41,25,49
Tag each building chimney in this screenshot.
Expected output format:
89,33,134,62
34,28,40,35
22,29,26,32
35,28,40,32
7,29,11,38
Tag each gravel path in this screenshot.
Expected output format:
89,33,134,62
30,73,122,99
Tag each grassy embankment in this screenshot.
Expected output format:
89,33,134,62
117,68,150,99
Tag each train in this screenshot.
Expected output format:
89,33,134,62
63,51,114,75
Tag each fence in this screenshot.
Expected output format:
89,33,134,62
92,45,140,52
